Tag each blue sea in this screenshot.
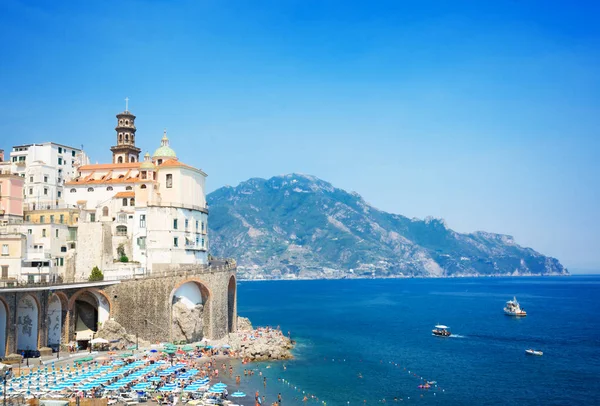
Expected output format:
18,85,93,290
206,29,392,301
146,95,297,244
228,276,600,405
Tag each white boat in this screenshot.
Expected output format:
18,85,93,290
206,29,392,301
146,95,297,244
525,349,543,356
504,297,527,317
432,325,451,337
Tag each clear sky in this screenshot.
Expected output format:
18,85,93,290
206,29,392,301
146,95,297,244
1,0,599,271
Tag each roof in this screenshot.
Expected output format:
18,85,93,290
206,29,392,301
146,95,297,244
79,162,141,171
153,145,177,158
114,191,135,198
76,200,87,204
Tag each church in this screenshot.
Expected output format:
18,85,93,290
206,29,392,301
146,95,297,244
64,106,209,280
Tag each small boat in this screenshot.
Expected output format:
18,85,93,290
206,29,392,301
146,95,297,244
432,325,451,337
525,349,543,356
504,297,527,317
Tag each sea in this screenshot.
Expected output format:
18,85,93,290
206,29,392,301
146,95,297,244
224,276,600,406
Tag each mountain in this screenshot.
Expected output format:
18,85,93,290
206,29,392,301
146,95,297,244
207,174,568,279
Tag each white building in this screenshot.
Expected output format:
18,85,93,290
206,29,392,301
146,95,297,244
65,108,209,280
9,142,89,210
0,222,70,285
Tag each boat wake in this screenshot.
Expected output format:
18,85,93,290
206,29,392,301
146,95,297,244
449,334,466,338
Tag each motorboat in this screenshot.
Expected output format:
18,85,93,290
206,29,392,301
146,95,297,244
525,349,543,356
432,325,451,337
504,297,527,317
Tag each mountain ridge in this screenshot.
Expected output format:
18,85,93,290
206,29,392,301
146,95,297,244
207,174,568,279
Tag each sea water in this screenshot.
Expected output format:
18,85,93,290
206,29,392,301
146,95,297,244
228,276,600,405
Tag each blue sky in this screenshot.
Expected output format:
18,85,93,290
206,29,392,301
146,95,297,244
1,0,599,271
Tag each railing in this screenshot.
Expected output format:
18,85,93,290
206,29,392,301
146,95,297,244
147,201,209,213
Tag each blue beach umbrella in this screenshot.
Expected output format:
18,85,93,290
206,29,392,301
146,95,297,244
231,392,246,398
208,387,224,394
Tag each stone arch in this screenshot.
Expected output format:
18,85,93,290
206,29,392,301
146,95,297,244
118,156,123,164
0,298,9,357
68,289,111,346
169,279,212,342
16,294,40,352
102,206,109,217
227,275,236,333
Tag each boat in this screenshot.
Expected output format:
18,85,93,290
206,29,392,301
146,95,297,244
504,297,527,317
432,325,451,337
525,349,543,356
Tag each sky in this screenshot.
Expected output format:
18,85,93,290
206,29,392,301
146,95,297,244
0,0,599,271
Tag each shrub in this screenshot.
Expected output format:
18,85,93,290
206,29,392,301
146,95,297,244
119,255,129,263
89,266,104,281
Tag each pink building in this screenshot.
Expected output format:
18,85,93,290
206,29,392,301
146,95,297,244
0,172,24,222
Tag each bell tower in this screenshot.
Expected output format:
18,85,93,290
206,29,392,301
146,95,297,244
110,97,141,163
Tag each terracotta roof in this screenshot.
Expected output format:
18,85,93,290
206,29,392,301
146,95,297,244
65,177,142,185
114,191,135,198
158,159,195,169
79,162,141,171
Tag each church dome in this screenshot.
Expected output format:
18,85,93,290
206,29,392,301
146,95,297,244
152,131,177,159
140,152,155,169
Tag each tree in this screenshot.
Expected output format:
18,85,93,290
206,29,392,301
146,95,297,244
89,266,104,281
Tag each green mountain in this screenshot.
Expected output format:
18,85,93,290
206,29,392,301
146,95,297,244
207,174,568,279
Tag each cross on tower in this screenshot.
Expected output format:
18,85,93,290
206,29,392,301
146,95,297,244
125,97,129,112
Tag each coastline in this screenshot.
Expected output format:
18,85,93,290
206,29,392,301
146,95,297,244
238,273,572,282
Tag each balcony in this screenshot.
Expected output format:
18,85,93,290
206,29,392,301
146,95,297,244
25,250,52,260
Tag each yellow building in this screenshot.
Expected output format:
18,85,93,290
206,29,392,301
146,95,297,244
24,208,80,226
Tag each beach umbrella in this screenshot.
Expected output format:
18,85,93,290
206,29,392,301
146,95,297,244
213,382,227,388
181,345,194,352
149,349,158,353
221,344,231,349
231,392,246,398
208,387,224,394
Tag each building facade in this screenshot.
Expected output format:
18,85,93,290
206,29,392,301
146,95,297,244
65,109,209,280
0,171,24,223
8,142,89,210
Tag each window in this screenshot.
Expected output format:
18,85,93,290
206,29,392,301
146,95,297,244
26,215,30,222
87,187,94,192
1,244,8,256
185,219,189,228
29,188,33,195
27,229,32,234
118,156,123,163
50,215,54,223
44,188,48,195
58,191,61,198
40,215,45,223
55,229,59,238
44,176,48,182
141,171,147,180
122,198,128,206
140,184,147,189
201,222,205,232
29,176,33,182
1,266,8,278
196,220,199,230
173,237,178,247
59,214,64,223
61,246,67,253
42,229,47,237
107,186,113,191
102,206,109,217
166,174,172,188
173,219,178,229
116,225,127,236
201,238,205,247
59,258,64,266
126,186,133,191
89,213,95,222
58,147,62,153
137,237,146,249
70,188,76,193
157,159,163,165
139,215,146,228
118,213,127,223
196,236,199,245
130,198,135,206
58,157,62,165
72,150,75,157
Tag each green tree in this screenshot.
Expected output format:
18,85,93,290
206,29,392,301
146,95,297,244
89,266,104,281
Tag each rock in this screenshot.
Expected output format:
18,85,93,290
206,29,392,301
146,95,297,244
171,298,204,342
96,319,150,350
237,316,253,331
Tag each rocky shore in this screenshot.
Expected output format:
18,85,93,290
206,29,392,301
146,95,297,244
227,316,294,361
96,316,294,362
